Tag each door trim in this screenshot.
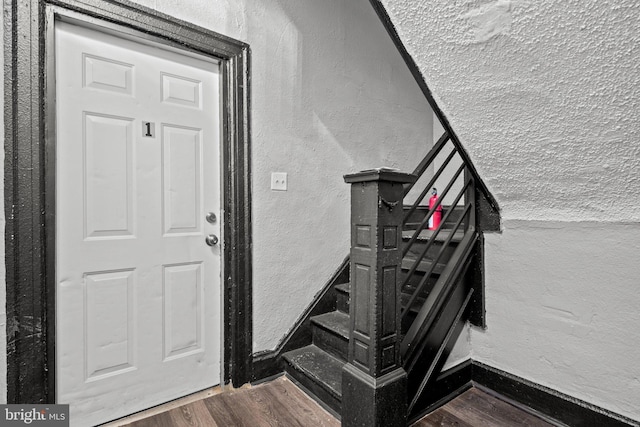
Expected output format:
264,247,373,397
4,0,252,403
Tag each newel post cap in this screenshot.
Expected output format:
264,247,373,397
344,167,417,184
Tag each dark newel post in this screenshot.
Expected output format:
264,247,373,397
342,168,416,427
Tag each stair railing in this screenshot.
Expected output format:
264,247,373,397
342,130,480,425
399,130,479,414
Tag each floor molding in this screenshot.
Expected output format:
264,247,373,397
409,359,639,426
471,361,639,427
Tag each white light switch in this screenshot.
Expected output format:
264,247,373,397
271,172,288,191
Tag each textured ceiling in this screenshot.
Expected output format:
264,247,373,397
379,0,640,222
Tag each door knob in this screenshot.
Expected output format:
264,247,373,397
205,234,219,246
206,212,217,224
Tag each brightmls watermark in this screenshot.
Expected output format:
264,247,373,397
1,405,69,426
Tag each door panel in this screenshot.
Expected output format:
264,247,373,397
162,125,203,235
83,113,135,238
55,21,221,426
84,269,136,381
163,262,203,360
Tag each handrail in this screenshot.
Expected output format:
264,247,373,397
397,131,479,413
403,131,449,197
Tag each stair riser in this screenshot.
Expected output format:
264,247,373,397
400,271,439,296
403,240,458,262
404,206,466,229
313,325,348,361
336,290,349,314
402,312,418,333
284,366,342,415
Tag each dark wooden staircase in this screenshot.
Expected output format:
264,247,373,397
277,131,497,426
283,203,468,418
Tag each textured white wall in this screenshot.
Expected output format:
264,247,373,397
0,0,433,399
476,221,640,421
380,0,640,222
84,0,433,353
379,0,640,421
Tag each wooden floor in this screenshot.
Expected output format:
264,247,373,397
415,387,555,427
111,376,554,427
114,376,339,427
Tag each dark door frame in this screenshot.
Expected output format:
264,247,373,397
4,0,252,403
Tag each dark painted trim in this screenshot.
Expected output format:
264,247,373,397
4,0,252,403
408,360,639,426
472,361,639,427
251,351,280,383
4,0,51,403
252,257,350,382
409,359,640,427
408,360,473,424
467,235,486,328
476,186,501,233
367,0,500,225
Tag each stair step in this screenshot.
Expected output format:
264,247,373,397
404,205,466,229
311,311,349,360
401,291,426,315
283,344,344,414
402,228,464,243
402,256,446,275
335,283,350,313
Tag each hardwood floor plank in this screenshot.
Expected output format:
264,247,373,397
450,388,551,427
245,377,339,427
119,377,555,427
277,378,340,426
427,388,553,427
168,400,219,426
127,413,176,427
203,390,273,427
412,406,476,427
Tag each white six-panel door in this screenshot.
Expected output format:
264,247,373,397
55,21,222,426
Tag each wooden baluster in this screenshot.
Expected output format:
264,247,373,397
342,168,416,427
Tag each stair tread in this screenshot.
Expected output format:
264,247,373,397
402,228,464,242
401,291,426,314
283,344,344,398
402,255,446,274
311,311,349,340
335,283,350,294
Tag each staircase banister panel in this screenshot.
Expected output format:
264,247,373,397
400,229,478,363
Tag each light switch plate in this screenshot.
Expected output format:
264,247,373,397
271,172,288,191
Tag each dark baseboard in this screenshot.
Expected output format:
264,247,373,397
471,361,639,427
408,359,639,427
251,257,350,382
251,350,281,383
